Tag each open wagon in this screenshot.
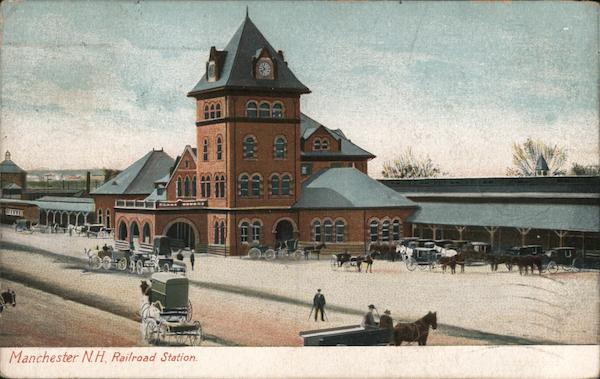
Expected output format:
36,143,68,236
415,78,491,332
299,325,392,346
141,273,202,346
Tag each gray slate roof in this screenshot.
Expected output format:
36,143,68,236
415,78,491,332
0,159,26,174
408,202,600,233
92,150,174,195
293,168,417,209
300,113,374,158
0,197,95,213
188,15,310,96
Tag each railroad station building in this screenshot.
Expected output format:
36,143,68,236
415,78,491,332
104,15,418,255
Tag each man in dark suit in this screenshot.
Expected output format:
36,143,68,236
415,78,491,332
312,289,326,321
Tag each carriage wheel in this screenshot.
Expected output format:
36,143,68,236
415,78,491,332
90,256,102,270
418,263,427,271
186,300,193,321
102,256,112,270
265,249,276,260
190,322,203,346
136,260,144,275
130,260,136,273
294,250,304,260
330,256,338,270
405,258,417,271
117,258,128,271
248,247,260,260
546,261,558,274
140,303,151,322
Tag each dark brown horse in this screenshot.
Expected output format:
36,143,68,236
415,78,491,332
488,255,516,272
358,252,380,273
516,255,543,275
393,311,437,346
333,252,352,267
0,289,16,313
304,242,326,259
140,280,151,302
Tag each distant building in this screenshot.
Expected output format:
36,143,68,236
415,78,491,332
0,151,27,198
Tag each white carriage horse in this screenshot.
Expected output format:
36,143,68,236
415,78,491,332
433,245,463,273
395,244,414,260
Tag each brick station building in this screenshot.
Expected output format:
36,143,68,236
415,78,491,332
105,15,417,255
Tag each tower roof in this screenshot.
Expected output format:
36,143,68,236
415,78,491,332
0,151,26,174
536,155,549,172
188,15,310,97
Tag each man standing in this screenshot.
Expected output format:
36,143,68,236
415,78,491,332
312,289,326,322
361,304,377,327
189,251,195,271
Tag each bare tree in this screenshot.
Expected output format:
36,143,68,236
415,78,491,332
506,138,567,176
570,163,600,176
381,148,444,178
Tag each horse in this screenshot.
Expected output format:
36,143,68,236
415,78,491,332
393,311,437,346
516,255,543,275
434,246,464,274
140,280,151,303
333,252,352,267
357,251,380,273
304,242,326,260
0,289,17,314
488,254,515,272
395,244,414,261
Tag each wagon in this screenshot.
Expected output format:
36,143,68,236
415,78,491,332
85,245,129,271
15,219,33,233
299,325,392,346
543,247,584,273
462,242,492,265
412,247,439,270
141,273,202,346
129,236,180,275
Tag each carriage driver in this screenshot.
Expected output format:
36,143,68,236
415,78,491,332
379,309,394,330
361,304,378,327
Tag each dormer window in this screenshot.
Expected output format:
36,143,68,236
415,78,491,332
207,61,217,82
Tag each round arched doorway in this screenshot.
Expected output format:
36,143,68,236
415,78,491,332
118,221,128,241
275,219,294,243
130,222,140,244
165,221,196,248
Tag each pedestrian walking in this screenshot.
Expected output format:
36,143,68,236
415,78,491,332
312,289,326,322
189,251,195,271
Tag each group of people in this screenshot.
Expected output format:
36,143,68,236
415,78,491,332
311,289,394,330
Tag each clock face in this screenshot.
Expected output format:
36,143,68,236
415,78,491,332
258,61,272,77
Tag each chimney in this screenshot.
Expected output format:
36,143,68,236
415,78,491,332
86,171,91,194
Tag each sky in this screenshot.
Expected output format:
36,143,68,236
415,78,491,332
1,1,598,177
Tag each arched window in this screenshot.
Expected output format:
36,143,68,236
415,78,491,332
216,136,223,160
200,176,206,197
184,177,190,197
206,175,211,197
219,221,225,245
313,139,321,151
323,220,333,243
370,220,379,242
246,101,258,118
105,209,111,228
192,176,197,197
97,208,103,225
392,219,401,241
251,175,261,196
335,220,345,243
321,138,329,150
210,104,216,119
381,220,390,242
271,175,280,195
176,177,182,197
272,103,283,118
202,138,209,161
118,221,128,240
274,137,286,159
252,221,261,242
281,175,291,195
213,222,219,244
312,220,321,242
216,175,225,198
240,174,249,196
215,103,222,118
142,222,151,243
259,102,270,118
204,104,209,119
243,136,256,159
240,222,249,243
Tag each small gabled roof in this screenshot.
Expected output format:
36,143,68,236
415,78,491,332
188,15,310,97
293,168,417,209
92,150,174,195
536,155,549,171
300,113,375,159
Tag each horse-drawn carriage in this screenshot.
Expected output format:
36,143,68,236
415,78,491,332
14,219,33,233
124,236,186,275
247,239,305,260
330,251,377,272
85,245,129,271
542,247,585,273
141,273,202,346
76,224,111,238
